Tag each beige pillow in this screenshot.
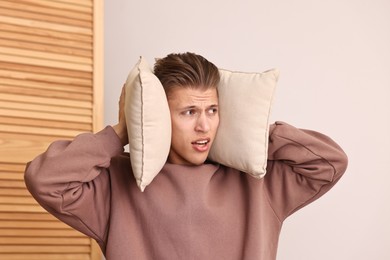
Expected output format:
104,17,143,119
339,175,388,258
208,68,279,178
124,57,171,191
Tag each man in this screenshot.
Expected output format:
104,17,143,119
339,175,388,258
25,52,348,260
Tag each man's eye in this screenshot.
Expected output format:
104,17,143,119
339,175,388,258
184,110,195,116
208,108,218,114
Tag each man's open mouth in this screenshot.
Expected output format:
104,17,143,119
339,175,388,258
191,139,210,146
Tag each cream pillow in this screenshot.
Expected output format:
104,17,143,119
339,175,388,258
208,68,279,178
124,57,171,191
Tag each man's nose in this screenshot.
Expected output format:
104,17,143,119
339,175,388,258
195,113,210,133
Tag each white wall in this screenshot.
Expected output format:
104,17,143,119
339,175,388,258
104,0,390,259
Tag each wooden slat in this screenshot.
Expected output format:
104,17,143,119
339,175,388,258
0,86,92,101
0,204,45,213
0,16,92,35
0,220,72,229
0,173,23,181
0,254,90,260
0,163,25,172
0,245,90,253
0,62,92,80
0,172,24,181
0,74,91,90
0,47,92,65
0,53,92,72
0,124,84,137
0,24,92,45
0,228,85,237
0,188,29,197
0,109,92,123
0,30,90,51
0,237,91,245
22,0,92,13
0,212,55,221
0,196,37,205
0,131,72,144
0,180,26,189
0,101,92,116
0,30,92,51
0,116,91,131
0,78,92,94
0,38,92,57
0,7,92,28
1,1,92,21
0,93,91,108
52,0,92,8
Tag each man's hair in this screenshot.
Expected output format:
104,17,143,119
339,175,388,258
154,52,220,96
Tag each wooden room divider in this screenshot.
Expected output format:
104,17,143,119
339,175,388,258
0,1,103,259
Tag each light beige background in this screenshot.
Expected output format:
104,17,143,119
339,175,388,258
104,0,390,259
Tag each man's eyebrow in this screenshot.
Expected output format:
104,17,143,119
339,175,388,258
180,105,197,110
179,104,218,110
207,104,219,109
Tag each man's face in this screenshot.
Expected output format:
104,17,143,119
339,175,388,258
167,87,219,165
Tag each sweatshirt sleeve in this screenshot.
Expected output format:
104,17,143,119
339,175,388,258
264,121,348,222
24,126,124,244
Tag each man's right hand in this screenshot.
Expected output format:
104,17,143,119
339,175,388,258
112,85,128,146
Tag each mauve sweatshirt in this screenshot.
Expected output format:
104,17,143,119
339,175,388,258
24,121,348,260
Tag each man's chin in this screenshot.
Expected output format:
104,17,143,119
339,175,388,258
187,156,207,166
188,155,208,166
166,150,209,166
191,161,206,166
